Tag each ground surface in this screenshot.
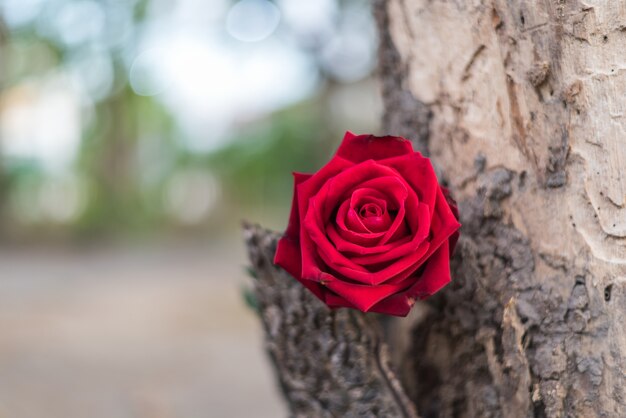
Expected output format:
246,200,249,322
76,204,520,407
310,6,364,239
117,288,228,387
0,238,285,418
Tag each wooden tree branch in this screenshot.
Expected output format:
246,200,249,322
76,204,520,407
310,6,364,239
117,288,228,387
243,223,418,418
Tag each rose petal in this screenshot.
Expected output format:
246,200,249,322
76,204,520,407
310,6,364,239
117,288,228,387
349,203,431,266
359,202,383,218
401,184,421,235
365,240,453,317
335,199,386,245
337,132,415,163
366,296,414,316
352,176,408,211
428,186,461,250
274,232,303,280
296,156,354,282
305,162,409,257
297,272,338,307
382,152,438,217
405,241,452,298
284,172,313,239
306,180,429,285
384,187,460,285
312,161,404,222
353,194,387,214
274,172,313,276
324,293,357,309
309,213,432,285
349,190,391,232
305,196,370,278
323,276,413,312
344,203,372,233
327,223,412,255
350,190,388,214
275,172,327,301
353,177,410,244
361,213,391,232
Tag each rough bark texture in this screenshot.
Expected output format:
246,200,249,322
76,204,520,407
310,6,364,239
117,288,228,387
376,0,626,417
244,224,418,418
245,1,626,417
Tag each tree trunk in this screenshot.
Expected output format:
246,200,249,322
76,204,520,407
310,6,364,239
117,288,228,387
245,1,626,417
377,1,625,417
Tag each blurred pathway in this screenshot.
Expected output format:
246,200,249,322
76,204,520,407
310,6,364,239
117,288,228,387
0,239,285,418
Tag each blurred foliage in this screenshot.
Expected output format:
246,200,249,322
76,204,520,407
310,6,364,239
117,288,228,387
0,0,378,241
209,101,334,208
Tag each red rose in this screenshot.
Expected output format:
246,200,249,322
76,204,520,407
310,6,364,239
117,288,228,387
274,132,461,317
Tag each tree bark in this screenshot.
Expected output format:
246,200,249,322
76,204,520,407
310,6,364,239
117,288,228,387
377,0,625,417
245,1,626,417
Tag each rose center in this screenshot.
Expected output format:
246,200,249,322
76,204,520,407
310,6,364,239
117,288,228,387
359,203,383,219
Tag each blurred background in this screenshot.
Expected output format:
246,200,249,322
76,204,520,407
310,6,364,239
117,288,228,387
0,0,381,417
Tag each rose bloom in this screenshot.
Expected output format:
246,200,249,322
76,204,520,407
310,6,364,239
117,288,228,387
274,132,460,317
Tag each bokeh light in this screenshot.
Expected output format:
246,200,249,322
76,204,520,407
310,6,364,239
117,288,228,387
163,168,220,225
129,48,171,97
0,74,83,171
0,0,43,28
52,0,106,47
226,0,281,42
